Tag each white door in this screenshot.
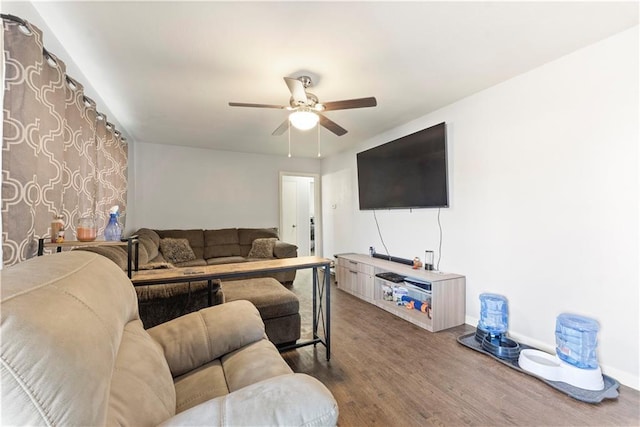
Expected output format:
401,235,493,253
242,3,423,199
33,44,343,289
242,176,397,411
282,180,298,245
280,173,320,257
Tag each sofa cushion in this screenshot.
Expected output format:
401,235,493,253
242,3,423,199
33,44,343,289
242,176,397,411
204,228,241,258
247,237,277,259
172,340,294,414
160,238,197,264
160,374,339,427
206,256,247,265
238,228,278,257
174,360,229,413
136,228,161,260
156,229,205,259
221,339,293,392
173,258,208,268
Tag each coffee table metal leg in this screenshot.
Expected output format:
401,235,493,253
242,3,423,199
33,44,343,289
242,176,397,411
325,263,331,361
312,267,318,343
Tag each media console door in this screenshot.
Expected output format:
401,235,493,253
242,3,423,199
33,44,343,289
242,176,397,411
335,253,465,332
336,256,374,303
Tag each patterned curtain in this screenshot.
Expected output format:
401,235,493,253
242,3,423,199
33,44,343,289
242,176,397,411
2,15,128,267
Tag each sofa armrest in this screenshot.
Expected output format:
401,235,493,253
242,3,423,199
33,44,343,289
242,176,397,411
147,300,266,377
73,245,129,270
273,241,297,259
159,373,338,427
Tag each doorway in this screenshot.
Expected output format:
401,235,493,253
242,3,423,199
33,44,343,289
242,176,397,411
279,172,321,257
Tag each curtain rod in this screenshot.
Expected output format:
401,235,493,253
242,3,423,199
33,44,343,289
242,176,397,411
1,13,27,26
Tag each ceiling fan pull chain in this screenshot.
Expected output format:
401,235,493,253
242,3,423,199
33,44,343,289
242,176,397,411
288,123,292,158
317,123,321,158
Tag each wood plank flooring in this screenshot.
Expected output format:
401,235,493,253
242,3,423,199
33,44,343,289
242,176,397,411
281,271,640,426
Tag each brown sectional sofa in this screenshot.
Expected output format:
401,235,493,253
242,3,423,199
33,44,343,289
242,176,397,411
149,228,297,284
76,227,298,329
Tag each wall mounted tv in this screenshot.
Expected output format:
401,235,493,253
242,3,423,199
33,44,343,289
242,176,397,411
357,122,448,210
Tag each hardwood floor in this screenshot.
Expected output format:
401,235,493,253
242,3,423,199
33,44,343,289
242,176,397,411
281,271,640,426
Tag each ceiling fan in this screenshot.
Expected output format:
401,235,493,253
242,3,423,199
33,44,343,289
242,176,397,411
228,75,377,136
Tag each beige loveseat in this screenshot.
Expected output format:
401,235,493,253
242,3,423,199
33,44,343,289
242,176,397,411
1,251,338,426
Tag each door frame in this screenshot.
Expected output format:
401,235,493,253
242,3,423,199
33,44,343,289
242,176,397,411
279,171,322,257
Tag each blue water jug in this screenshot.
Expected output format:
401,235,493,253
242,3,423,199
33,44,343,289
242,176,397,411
555,313,599,369
104,213,122,241
478,293,509,334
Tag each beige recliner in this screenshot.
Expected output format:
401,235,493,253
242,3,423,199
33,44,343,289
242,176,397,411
1,251,338,426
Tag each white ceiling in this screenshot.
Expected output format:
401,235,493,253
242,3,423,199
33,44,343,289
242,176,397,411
17,1,639,158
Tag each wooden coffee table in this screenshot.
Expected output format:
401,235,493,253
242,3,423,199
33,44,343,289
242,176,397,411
131,256,333,360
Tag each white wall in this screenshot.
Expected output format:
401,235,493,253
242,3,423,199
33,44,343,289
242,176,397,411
132,142,320,231
322,26,639,389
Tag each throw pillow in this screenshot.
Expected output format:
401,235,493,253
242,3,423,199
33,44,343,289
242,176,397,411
248,237,277,258
160,238,197,264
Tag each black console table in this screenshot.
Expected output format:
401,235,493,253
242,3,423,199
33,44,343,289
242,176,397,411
37,236,139,278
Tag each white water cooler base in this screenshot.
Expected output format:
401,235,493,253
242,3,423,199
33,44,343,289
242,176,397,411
518,349,604,391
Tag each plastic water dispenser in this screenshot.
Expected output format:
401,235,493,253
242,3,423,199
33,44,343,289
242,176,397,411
518,313,604,390
555,313,599,369
476,293,520,360
479,293,508,334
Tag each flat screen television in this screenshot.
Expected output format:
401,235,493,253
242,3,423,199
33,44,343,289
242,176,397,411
357,122,448,210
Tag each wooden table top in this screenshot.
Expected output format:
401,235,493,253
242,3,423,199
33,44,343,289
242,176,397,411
42,240,128,248
131,255,332,285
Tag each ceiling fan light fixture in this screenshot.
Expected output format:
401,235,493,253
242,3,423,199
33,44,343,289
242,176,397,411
289,109,319,131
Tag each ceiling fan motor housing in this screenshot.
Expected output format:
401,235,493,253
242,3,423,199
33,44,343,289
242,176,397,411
290,92,320,109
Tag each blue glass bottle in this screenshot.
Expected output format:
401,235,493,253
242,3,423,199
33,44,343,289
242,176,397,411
104,213,122,241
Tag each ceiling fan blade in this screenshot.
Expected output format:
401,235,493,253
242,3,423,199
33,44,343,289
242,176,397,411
229,102,286,109
272,118,290,136
319,114,347,136
283,77,308,105
322,97,377,111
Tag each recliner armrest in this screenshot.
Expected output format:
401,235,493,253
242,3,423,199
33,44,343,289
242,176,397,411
148,300,266,377
158,373,339,427
273,241,298,259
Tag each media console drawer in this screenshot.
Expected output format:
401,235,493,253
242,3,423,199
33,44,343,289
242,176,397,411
335,253,465,332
